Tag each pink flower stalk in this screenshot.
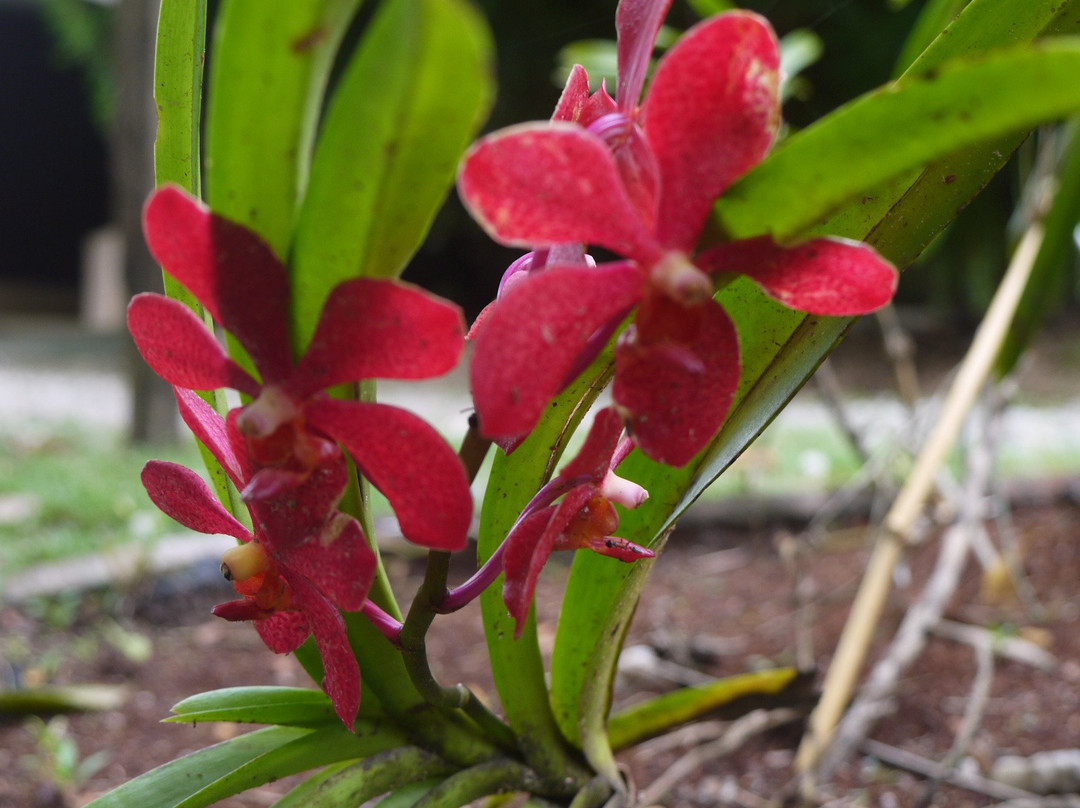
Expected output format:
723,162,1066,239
141,390,377,727
459,6,897,467
128,185,473,551
502,407,651,637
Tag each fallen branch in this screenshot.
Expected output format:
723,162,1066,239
636,708,801,807
860,738,1037,803
795,219,1047,776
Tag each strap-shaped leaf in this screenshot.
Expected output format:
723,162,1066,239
83,726,311,808
204,0,364,256
607,668,804,750
712,38,1080,244
166,686,337,727
153,0,205,199
290,0,494,345
172,723,403,808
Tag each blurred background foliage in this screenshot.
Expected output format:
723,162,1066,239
19,0,1080,326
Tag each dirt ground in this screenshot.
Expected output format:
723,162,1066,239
1,494,1078,808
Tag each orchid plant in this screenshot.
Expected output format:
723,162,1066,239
89,0,1080,805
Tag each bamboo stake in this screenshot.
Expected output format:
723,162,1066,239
794,221,1046,776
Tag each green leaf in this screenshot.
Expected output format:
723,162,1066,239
477,363,611,779
180,724,406,808
204,0,364,257
166,686,337,726
712,38,1080,244
290,0,494,346
607,668,802,750
892,0,970,77
574,542,664,782
152,0,205,196
84,726,309,808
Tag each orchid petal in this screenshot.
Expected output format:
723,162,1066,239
289,278,465,399
645,12,780,251
277,514,375,612
559,406,626,482
141,460,251,541
253,609,310,653
306,400,473,551
553,64,592,122
470,263,643,440
246,452,349,548
614,297,740,466
173,388,247,486
212,598,264,623
502,506,559,639
284,572,360,727
615,0,673,110
143,186,294,383
697,235,898,316
458,123,663,264
128,294,260,396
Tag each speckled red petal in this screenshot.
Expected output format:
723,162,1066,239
290,278,465,399
502,506,560,639
128,294,260,396
697,235,898,316
469,263,643,440
307,399,473,552
140,460,251,541
285,574,359,728
277,515,376,612
143,186,294,383
458,123,663,264
644,12,780,251
614,297,740,467
254,609,310,654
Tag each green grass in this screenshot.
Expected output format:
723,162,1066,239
0,425,202,581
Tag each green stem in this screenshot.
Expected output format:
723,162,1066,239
412,758,577,807
400,551,520,754
567,777,614,808
282,745,455,807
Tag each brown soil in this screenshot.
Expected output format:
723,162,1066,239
2,498,1079,808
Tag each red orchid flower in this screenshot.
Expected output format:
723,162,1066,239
502,407,651,637
141,391,377,728
128,185,473,551
459,8,897,467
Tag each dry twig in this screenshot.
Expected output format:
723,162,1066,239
636,708,801,806
817,394,999,778
795,221,1046,777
